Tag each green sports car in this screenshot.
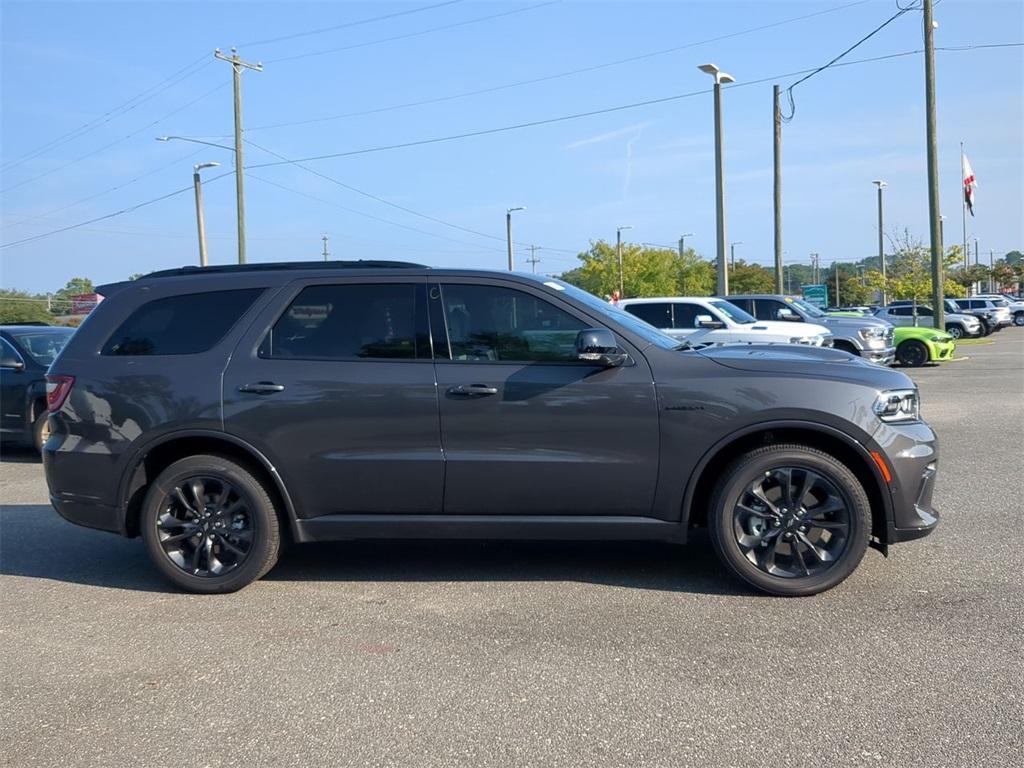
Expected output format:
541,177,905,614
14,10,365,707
892,326,956,367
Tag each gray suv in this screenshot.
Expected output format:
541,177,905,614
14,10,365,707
44,262,938,596
727,295,895,364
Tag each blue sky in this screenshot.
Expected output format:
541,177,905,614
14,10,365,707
1,0,1021,293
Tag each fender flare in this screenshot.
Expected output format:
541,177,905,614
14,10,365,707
117,428,300,538
678,418,894,530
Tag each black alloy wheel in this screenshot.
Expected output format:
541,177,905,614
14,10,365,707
896,339,929,367
709,445,870,596
141,455,280,593
155,476,254,578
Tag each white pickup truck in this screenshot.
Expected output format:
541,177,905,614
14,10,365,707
617,296,833,347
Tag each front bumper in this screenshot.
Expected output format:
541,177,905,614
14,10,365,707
873,420,940,543
861,345,896,366
928,339,956,361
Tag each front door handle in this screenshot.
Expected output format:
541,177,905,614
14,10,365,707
238,382,286,394
447,384,498,397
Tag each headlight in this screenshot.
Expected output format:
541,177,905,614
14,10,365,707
789,336,820,345
873,389,920,423
929,335,944,342
858,326,886,340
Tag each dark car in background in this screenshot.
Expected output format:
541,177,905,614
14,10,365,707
1,325,75,452
44,262,939,596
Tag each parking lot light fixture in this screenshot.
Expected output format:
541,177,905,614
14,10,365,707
506,206,526,271
699,63,735,295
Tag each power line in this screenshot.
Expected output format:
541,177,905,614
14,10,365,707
0,170,233,251
4,43,1018,253
241,0,465,47
3,147,209,230
0,55,213,173
0,82,228,196
781,4,914,122
248,0,870,132
265,1,559,64
247,45,1020,169
244,138,575,253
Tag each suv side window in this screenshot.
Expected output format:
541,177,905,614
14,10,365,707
261,283,428,360
891,306,911,316
440,284,586,362
671,302,700,328
102,288,263,356
624,303,671,328
729,298,753,314
755,299,794,322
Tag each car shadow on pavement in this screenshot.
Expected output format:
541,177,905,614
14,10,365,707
0,445,41,464
0,504,750,596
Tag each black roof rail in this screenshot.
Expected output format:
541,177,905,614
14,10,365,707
142,260,427,279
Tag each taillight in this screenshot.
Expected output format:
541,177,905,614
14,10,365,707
46,375,75,413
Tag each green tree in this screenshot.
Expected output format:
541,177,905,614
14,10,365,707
728,260,773,294
676,247,716,296
560,240,685,299
51,277,96,315
0,289,53,324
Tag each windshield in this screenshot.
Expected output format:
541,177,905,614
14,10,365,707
7,328,73,366
543,280,681,350
789,298,827,318
710,300,756,324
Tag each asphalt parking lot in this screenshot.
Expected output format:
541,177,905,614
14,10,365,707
2,332,1022,768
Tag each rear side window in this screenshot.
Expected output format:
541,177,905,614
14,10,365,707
624,303,671,328
102,289,263,356
260,283,428,360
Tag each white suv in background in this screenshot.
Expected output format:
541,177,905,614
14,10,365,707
617,297,833,347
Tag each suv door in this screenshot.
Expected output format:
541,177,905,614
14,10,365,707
223,278,444,516
0,336,28,436
431,279,659,516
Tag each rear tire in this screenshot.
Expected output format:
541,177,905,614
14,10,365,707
896,339,929,367
708,444,871,596
1014,312,1024,327
140,454,280,593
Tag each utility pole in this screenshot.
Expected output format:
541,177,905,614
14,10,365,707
961,140,969,272
989,249,994,293
873,180,888,306
923,0,944,329
773,84,784,294
322,234,330,261
810,253,820,285
834,261,841,308
215,48,262,265
526,245,542,273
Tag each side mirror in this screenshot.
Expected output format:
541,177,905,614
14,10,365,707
0,355,24,371
695,314,725,330
576,328,627,367
777,309,801,322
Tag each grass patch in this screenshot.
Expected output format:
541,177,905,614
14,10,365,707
955,338,995,346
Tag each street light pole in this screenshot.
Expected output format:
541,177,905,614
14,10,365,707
730,241,742,272
506,206,525,270
699,63,735,296
192,162,220,267
873,180,888,306
773,84,784,294
678,233,693,259
616,225,633,297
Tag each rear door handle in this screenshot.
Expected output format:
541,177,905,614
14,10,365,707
238,382,286,394
447,384,498,397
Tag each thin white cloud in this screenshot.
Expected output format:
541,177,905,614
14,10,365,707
565,122,651,150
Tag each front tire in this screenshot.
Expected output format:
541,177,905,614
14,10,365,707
140,454,281,593
945,324,964,340
708,444,871,596
896,339,929,367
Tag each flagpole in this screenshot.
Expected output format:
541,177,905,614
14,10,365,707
961,141,968,274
